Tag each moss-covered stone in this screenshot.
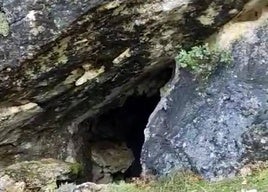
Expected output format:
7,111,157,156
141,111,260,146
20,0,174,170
0,159,80,192
69,162,83,176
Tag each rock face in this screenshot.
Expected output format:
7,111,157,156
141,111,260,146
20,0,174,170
0,0,247,175
142,6,268,179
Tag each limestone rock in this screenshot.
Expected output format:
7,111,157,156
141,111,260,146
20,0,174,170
91,141,134,183
0,175,26,192
57,182,108,192
0,158,80,192
142,4,268,179
0,0,248,168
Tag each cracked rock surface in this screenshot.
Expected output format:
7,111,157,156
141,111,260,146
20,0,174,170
0,0,246,168
142,9,268,179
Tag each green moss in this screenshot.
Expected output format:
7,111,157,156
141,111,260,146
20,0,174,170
69,162,83,176
109,168,268,192
175,43,232,79
0,12,9,37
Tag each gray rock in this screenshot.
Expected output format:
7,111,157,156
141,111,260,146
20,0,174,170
57,183,77,192
71,182,108,192
0,0,105,68
91,141,134,183
141,19,268,179
0,0,247,170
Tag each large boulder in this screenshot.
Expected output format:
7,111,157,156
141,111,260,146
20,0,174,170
0,0,247,169
141,4,268,179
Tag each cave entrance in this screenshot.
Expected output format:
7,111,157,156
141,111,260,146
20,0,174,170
88,93,160,183
75,66,173,184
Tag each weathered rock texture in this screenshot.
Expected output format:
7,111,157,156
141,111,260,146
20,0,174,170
91,141,134,183
0,0,248,171
142,4,268,179
0,158,80,192
57,182,109,192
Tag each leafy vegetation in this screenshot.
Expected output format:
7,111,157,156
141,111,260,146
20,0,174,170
175,44,232,79
109,168,268,192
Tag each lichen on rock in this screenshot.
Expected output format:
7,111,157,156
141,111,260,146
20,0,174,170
0,12,9,37
0,159,80,192
0,0,251,185
142,12,268,179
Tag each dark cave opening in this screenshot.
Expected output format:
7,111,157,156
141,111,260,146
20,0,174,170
20,89,169,187
74,66,173,184
117,94,161,179
89,93,161,183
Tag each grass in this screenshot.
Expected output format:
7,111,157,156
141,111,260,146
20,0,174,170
109,168,268,192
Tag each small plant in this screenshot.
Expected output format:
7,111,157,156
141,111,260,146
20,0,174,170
175,43,232,79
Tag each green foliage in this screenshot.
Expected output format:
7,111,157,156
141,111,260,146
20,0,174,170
175,44,232,78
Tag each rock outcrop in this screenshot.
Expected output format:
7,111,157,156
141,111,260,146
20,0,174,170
142,3,268,180
0,0,248,177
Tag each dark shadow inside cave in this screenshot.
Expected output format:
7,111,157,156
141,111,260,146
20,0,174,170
73,66,173,184
118,94,161,179
90,93,161,182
